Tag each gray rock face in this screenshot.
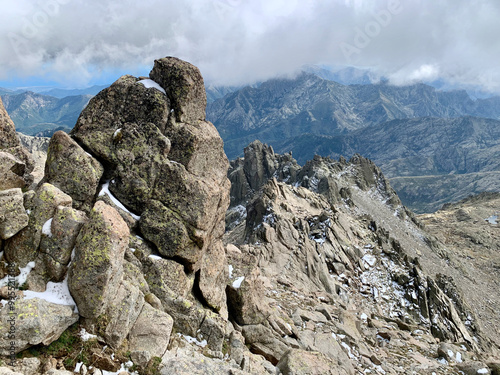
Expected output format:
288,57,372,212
0,97,20,149
39,206,87,281
71,60,230,274
0,152,28,190
4,183,72,267
0,188,28,240
277,349,352,375
44,131,104,212
0,298,78,355
149,56,207,123
68,201,129,319
128,303,173,361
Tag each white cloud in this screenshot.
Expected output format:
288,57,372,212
1,0,500,91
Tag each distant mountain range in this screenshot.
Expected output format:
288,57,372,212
206,73,500,212
0,91,91,136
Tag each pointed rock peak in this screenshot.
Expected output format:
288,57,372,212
149,56,207,123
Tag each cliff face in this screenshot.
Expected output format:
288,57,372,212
0,60,499,375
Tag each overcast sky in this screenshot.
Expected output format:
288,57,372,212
1,0,500,92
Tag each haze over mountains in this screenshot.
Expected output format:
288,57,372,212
3,68,500,212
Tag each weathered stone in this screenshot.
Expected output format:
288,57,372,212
149,57,206,123
457,362,491,375
44,131,104,212
241,324,289,365
101,280,144,349
128,303,173,361
142,255,192,300
71,75,170,162
0,97,19,149
198,241,228,315
39,206,87,281
160,352,246,375
4,183,72,267
227,268,272,326
0,152,27,190
0,298,78,355
19,357,41,375
277,349,351,375
139,200,200,266
68,201,129,319
0,188,28,240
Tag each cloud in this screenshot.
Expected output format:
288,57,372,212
1,0,500,91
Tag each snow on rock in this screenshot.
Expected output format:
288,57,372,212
23,274,79,313
178,333,208,347
232,276,245,289
79,328,98,342
137,79,166,95
99,181,141,220
0,261,36,288
42,218,53,237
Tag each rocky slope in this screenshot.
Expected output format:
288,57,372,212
0,60,499,375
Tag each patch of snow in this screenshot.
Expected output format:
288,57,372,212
137,79,166,94
129,248,136,253
362,254,377,268
149,255,163,260
485,215,498,224
477,369,489,374
179,333,208,347
79,328,98,342
228,265,233,279
0,261,36,288
42,218,53,237
23,273,79,313
74,363,83,372
360,313,368,321
447,349,454,359
437,358,448,365
341,342,355,359
26,209,31,215
98,181,141,220
456,351,462,363
232,276,245,289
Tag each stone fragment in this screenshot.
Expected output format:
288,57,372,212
0,152,27,190
277,349,352,375
39,206,87,281
0,298,78,355
68,201,129,319
4,183,72,267
44,131,104,212
0,188,28,240
128,303,173,363
149,57,206,123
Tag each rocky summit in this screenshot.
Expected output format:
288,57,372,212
0,58,499,375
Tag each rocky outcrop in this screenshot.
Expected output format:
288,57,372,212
0,298,78,355
0,98,34,190
68,200,129,319
43,131,104,212
0,97,19,149
0,188,28,240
